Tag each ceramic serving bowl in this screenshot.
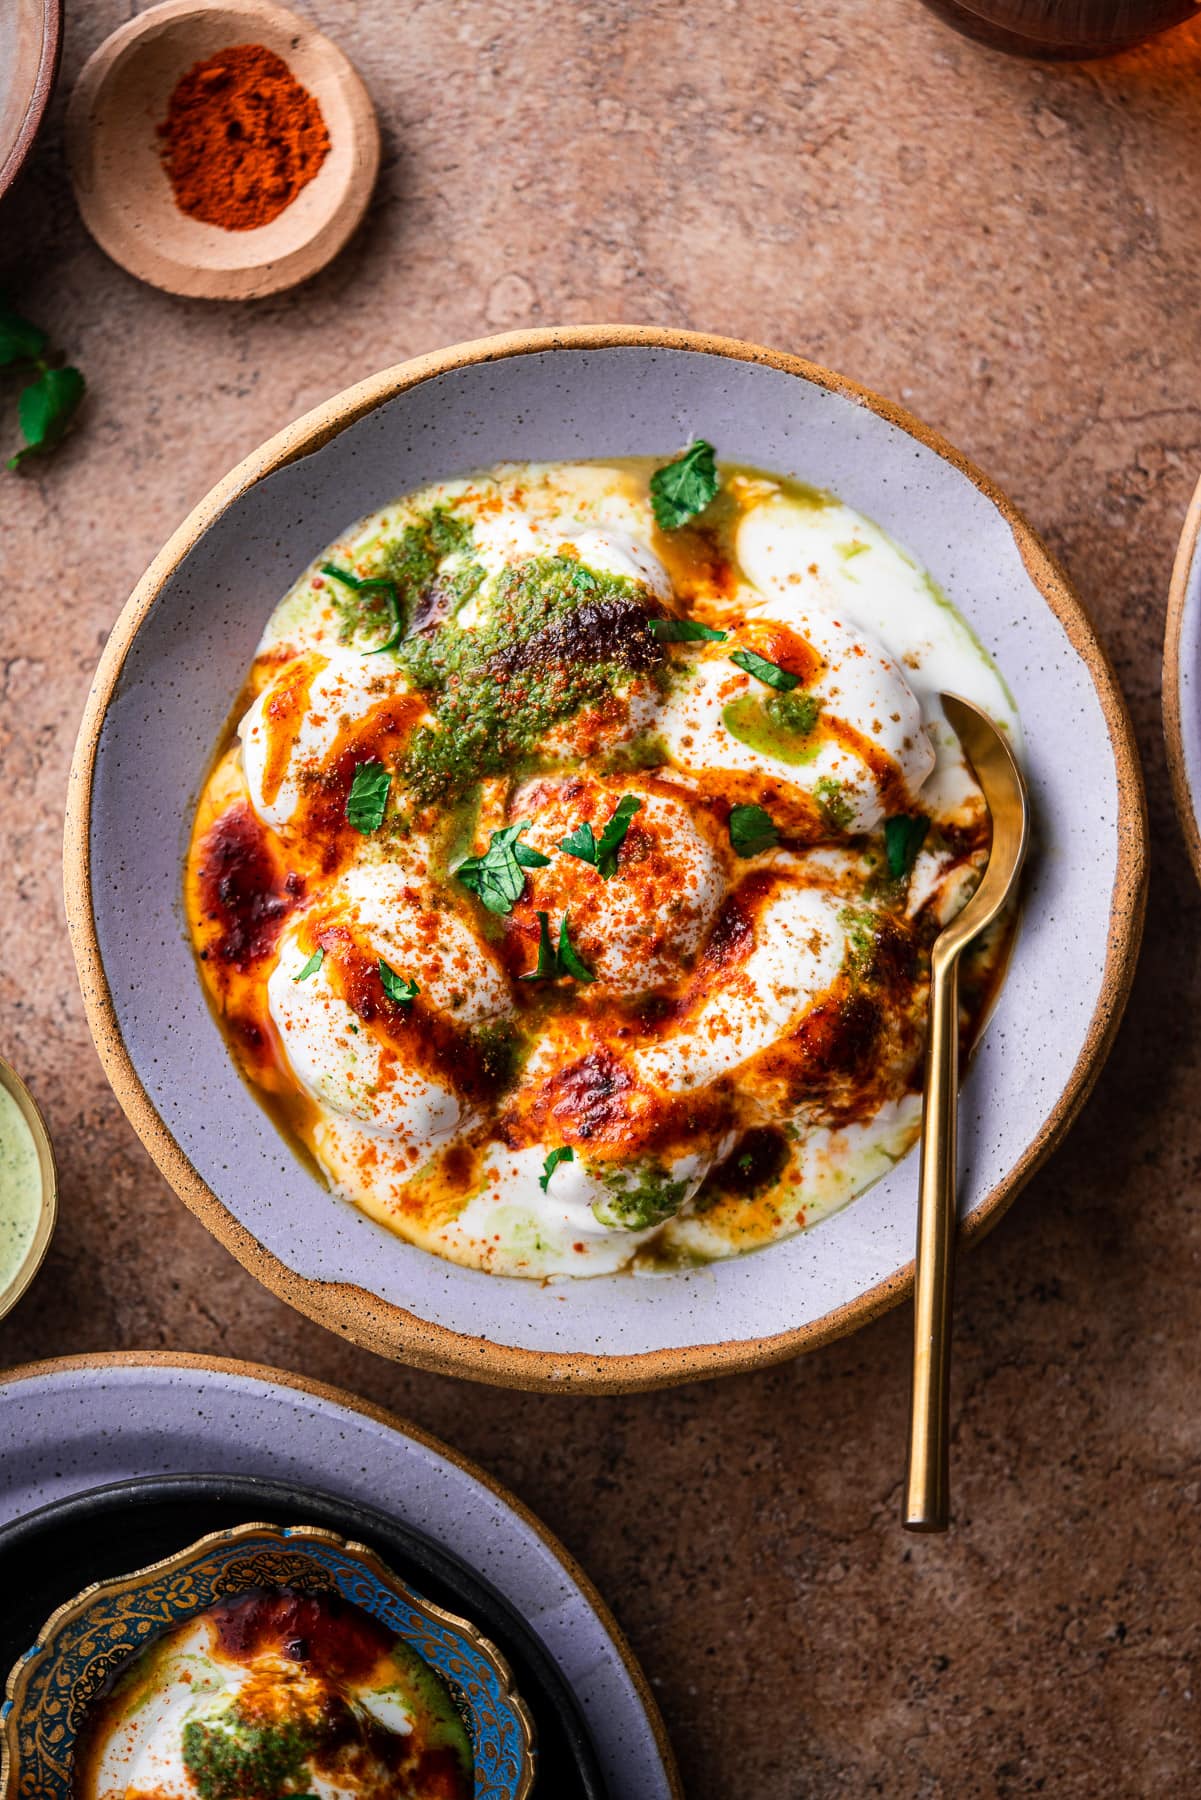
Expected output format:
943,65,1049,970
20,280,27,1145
0,0,61,201
1,1520,535,1800
1163,471,1201,885
64,325,1147,1391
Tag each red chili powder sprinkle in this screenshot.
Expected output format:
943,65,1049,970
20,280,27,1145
157,43,330,231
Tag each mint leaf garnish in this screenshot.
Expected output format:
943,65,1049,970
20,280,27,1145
521,911,560,981
7,366,86,469
0,303,47,365
594,794,642,876
728,803,779,857
558,820,598,866
556,914,595,982
649,618,727,642
346,760,391,834
884,814,930,879
729,648,800,692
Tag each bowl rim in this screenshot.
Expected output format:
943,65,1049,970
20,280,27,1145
0,0,62,202
62,323,1149,1391
1162,470,1201,887
0,1057,57,1322
1,1515,535,1800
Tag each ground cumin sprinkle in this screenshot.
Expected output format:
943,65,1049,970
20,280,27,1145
157,43,330,231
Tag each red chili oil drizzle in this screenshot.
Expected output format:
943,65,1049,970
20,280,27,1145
197,802,301,974
319,925,506,1106
202,1589,472,1799
212,1587,390,1684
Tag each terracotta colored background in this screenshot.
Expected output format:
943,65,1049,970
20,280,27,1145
2,3,1199,1793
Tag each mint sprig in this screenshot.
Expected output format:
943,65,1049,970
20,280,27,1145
884,813,930,879
293,947,325,982
2,301,85,472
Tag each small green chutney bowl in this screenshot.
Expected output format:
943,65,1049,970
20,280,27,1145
0,1057,57,1323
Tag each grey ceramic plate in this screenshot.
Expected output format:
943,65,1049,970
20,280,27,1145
0,1353,678,1799
1164,472,1201,886
65,326,1147,1390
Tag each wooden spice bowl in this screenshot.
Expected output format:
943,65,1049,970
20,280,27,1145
66,0,379,300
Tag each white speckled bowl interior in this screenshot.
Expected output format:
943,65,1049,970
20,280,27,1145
67,328,1146,1389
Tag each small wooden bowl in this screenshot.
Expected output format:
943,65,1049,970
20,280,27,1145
65,0,379,301
0,1057,57,1323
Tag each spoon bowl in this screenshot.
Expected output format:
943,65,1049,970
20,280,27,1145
903,694,1030,1532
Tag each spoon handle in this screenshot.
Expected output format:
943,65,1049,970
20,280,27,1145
904,945,960,1532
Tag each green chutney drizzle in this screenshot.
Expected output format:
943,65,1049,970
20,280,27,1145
334,513,665,805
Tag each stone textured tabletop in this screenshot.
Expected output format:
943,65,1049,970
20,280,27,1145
2,3,1198,1793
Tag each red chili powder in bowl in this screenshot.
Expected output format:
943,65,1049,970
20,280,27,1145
157,43,330,231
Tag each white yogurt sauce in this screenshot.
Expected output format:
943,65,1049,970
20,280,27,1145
196,460,1019,1278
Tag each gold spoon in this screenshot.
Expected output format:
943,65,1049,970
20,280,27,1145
903,693,1029,1532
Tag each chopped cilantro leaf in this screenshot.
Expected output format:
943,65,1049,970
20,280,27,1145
558,819,598,866
884,813,930,879
594,794,642,875
729,647,801,692
520,911,595,982
559,795,643,878
649,439,721,530
293,947,324,983
571,566,598,591
455,820,549,915
557,913,595,981
521,911,560,981
345,760,391,834
539,1145,575,1192
728,803,779,857
379,961,419,1004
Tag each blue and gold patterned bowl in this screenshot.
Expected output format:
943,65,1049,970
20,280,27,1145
0,1520,535,1800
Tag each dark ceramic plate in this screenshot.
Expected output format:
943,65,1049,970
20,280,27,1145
0,1472,604,1799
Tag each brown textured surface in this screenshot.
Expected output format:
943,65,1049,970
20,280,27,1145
0,3,1198,1793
